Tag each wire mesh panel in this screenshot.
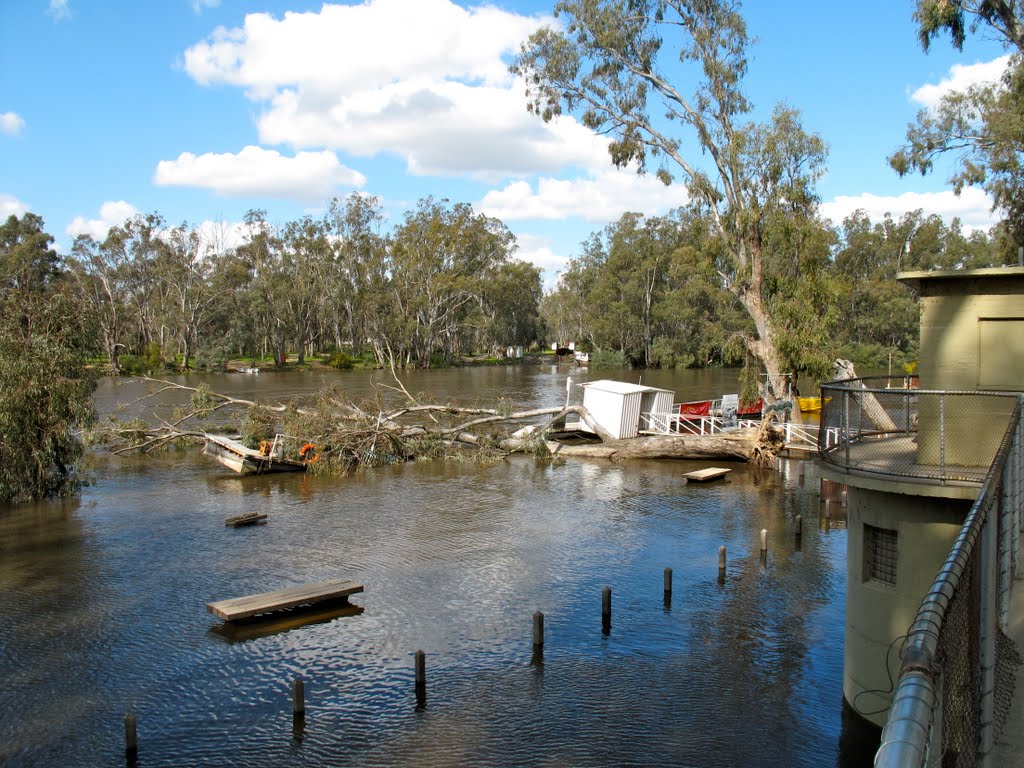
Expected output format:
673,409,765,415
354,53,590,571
935,547,980,767
820,378,1018,484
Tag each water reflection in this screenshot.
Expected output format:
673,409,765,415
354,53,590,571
0,369,879,767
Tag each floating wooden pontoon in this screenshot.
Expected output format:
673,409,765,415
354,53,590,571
203,434,308,475
207,578,364,622
683,466,732,482
224,512,268,527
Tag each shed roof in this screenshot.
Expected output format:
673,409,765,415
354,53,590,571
580,379,674,396
898,265,1024,294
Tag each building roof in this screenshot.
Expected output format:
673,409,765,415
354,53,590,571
898,265,1024,293
580,379,674,396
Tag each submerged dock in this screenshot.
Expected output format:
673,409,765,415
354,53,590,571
207,578,364,621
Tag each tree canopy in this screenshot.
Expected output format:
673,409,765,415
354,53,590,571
892,0,1024,250
512,0,829,402
0,214,96,503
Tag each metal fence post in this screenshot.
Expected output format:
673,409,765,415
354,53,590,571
844,389,851,469
939,393,946,478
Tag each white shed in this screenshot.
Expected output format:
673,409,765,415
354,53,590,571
579,380,676,439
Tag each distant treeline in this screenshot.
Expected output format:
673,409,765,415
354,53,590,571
544,206,1007,383
9,196,1009,379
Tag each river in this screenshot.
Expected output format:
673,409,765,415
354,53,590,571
0,363,880,766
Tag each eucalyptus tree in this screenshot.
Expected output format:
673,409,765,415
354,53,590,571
323,194,387,354
480,259,544,353
279,215,332,364
892,0,1024,249
101,213,169,354
237,210,293,364
0,214,95,502
69,233,129,373
156,223,224,370
512,0,829,402
388,198,517,367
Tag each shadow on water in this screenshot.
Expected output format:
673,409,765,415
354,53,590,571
208,600,365,644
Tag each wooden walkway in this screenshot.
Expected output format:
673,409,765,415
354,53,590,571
684,467,732,482
207,578,364,621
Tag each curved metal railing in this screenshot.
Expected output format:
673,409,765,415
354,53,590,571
819,376,1019,484
874,397,1023,767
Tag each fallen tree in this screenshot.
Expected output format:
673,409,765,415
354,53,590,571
92,377,787,471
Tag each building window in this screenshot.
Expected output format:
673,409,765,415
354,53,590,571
864,524,898,586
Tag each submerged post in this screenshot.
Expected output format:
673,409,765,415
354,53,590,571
718,545,727,583
292,678,305,717
124,713,137,764
601,586,612,634
663,567,673,597
533,611,544,648
415,650,426,708
795,515,803,550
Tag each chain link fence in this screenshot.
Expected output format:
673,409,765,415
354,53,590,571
819,377,1019,484
873,395,1024,767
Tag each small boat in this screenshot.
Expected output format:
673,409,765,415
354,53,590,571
798,396,822,413
203,434,309,475
574,350,590,366
237,366,260,374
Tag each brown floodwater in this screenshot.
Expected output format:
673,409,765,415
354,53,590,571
0,364,879,766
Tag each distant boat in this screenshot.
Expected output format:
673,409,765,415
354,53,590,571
574,350,590,365
203,434,309,475
237,365,260,374
798,396,822,413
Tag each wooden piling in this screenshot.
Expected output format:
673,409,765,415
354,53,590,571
663,567,673,596
533,611,544,647
292,678,305,716
718,545,727,582
760,528,768,552
415,650,426,708
124,713,137,763
601,586,612,633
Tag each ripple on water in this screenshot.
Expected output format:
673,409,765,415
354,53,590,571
0,447,867,767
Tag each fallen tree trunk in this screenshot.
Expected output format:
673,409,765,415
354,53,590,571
548,430,758,461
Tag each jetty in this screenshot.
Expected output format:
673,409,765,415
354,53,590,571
683,467,732,482
207,578,364,621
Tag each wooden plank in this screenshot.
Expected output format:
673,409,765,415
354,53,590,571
225,512,268,527
684,466,732,482
207,578,364,621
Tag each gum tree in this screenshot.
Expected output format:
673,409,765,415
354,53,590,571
512,0,828,402
891,0,1024,249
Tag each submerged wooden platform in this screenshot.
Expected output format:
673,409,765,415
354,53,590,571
207,578,364,621
225,512,268,527
684,466,732,482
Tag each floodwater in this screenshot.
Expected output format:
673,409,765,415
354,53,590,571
0,364,880,766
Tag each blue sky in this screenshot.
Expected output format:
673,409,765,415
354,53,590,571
0,0,1010,286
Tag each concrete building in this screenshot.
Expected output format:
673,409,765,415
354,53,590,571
821,266,1024,729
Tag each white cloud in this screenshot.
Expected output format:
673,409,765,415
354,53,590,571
910,55,1011,110
192,0,220,14
481,168,686,223
66,200,140,240
153,145,366,200
47,0,71,21
0,112,25,136
0,193,30,219
180,0,605,180
512,232,570,288
821,187,998,233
